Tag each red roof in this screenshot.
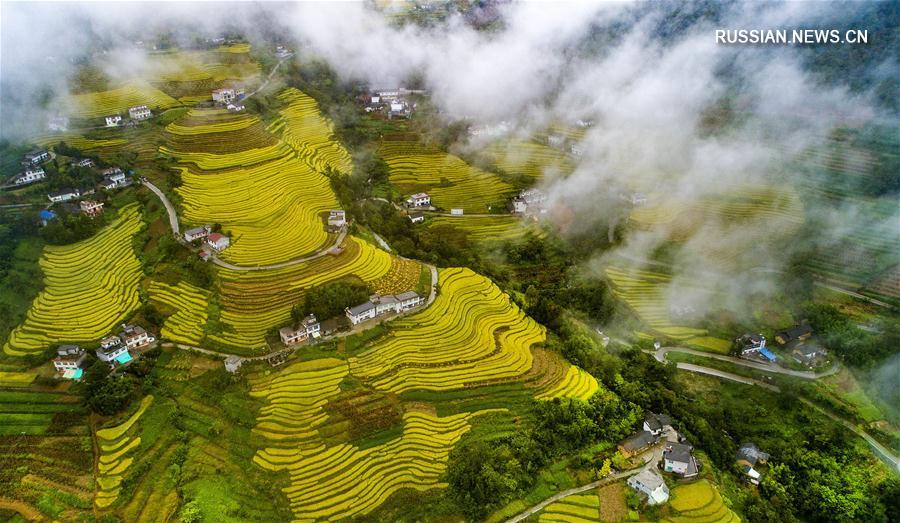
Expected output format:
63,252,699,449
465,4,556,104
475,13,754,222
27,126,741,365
208,233,225,242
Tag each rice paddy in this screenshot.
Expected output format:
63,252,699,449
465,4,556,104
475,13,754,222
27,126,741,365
165,103,340,266
147,280,211,345
663,479,741,523
3,205,144,355
349,267,598,398
381,140,515,212
481,139,575,181
272,88,353,175
67,82,181,119
94,396,154,509
538,493,601,523
605,266,709,342
428,215,542,243
211,237,393,352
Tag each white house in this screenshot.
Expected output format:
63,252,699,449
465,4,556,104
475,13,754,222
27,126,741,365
128,105,152,120
408,211,425,224
100,336,122,350
662,442,699,477
407,192,431,207
301,314,321,338
510,197,527,214
212,88,236,104
206,233,230,251
13,168,46,185
736,333,766,355
120,324,155,350
76,158,94,168
328,210,347,229
105,115,122,127
24,150,50,164
79,200,104,217
96,343,128,363
346,301,377,325
226,103,245,112
628,469,669,505
279,314,321,345
372,294,400,316
450,208,464,216
396,291,424,310
184,226,211,242
48,188,80,203
643,412,672,437
279,325,309,346
53,345,86,373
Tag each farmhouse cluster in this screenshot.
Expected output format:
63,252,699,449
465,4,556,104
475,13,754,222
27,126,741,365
183,225,231,260
620,412,772,507
52,324,156,379
212,87,246,112
363,87,425,119
105,105,153,127
735,321,826,368
345,292,425,325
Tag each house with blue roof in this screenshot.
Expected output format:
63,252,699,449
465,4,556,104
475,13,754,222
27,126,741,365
39,209,57,226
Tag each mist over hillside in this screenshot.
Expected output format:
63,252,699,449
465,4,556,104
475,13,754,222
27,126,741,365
1,0,897,324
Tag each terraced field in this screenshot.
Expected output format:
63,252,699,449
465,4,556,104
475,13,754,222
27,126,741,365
272,88,353,175
166,105,339,265
428,215,541,243
3,205,144,355
663,479,741,523
605,266,709,342
349,268,598,397
381,140,515,212
212,237,393,352
0,389,93,520
67,82,181,119
538,493,601,523
481,139,575,181
0,389,85,435
95,396,154,509
249,357,487,522
629,185,805,236
147,281,211,345
370,256,425,295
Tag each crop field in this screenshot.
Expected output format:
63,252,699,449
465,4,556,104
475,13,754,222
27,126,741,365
0,389,85,436
211,237,393,351
0,371,36,388
31,132,128,151
3,205,144,356
605,266,709,342
94,395,154,509
664,479,740,523
272,411,483,521
349,268,597,397
166,107,340,265
538,493,601,523
272,88,353,175
147,281,211,345
629,185,804,236
381,140,515,212
428,215,542,243
67,81,181,119
481,139,575,181
146,45,260,100
0,390,93,521
370,256,424,295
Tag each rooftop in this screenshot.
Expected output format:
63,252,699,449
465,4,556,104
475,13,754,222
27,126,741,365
396,290,421,301
622,430,655,452
347,301,376,316
664,442,694,464
631,469,665,490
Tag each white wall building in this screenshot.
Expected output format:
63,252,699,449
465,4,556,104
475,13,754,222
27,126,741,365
128,105,152,120
48,188,80,203
105,115,122,127
13,168,46,185
627,469,669,505
120,324,155,350
206,233,230,251
407,192,431,207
